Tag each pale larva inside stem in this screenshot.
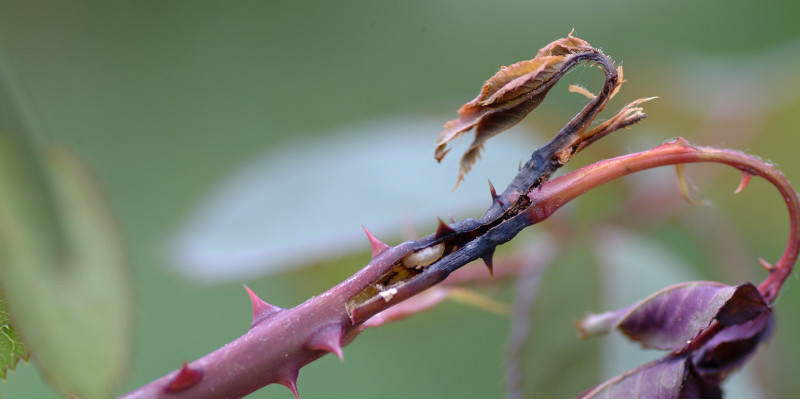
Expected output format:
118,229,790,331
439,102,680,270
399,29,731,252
401,243,445,269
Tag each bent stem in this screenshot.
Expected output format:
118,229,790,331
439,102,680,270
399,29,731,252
526,137,800,303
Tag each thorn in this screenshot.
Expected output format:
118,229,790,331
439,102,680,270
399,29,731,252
362,225,389,258
759,257,774,271
735,171,753,194
435,217,456,237
568,84,597,99
675,164,691,203
305,324,345,361
481,248,495,278
448,213,456,223
673,136,691,147
165,361,203,393
244,285,283,327
488,180,504,206
674,164,710,206
275,370,300,399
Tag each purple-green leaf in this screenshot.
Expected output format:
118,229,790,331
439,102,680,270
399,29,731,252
580,355,722,398
692,310,773,382
577,282,767,351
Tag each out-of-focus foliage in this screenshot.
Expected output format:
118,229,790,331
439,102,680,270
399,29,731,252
0,300,27,381
0,1,798,397
0,55,132,396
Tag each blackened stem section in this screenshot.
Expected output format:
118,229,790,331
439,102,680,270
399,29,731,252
347,50,632,323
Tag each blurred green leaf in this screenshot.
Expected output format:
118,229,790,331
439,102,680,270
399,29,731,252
0,58,132,397
0,300,28,381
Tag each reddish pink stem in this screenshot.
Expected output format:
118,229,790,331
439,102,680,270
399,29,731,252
526,137,800,303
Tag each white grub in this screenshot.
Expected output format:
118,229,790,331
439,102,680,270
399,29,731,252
378,287,398,302
401,243,445,269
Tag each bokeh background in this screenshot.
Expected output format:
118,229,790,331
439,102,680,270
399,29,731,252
2,1,800,397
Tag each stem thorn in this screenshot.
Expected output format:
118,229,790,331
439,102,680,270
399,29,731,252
435,217,456,237
244,285,283,327
362,225,389,258
165,361,203,393
305,324,345,361
481,248,495,278
275,370,300,399
735,171,753,194
489,179,504,206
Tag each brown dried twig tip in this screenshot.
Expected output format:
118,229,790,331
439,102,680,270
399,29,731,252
435,32,652,189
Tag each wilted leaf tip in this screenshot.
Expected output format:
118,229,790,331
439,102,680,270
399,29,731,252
434,32,607,188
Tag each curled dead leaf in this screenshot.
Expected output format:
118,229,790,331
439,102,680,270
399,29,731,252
435,33,607,188
434,32,647,190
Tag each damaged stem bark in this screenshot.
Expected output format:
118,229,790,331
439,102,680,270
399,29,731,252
123,34,798,398
123,43,632,399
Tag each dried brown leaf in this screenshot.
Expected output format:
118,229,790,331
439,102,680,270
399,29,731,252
434,32,603,188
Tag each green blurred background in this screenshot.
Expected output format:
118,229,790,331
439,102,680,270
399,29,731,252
1,0,800,397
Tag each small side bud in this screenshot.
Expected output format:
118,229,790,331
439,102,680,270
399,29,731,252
165,361,203,393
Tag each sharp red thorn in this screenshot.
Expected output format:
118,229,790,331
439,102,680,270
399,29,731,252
362,225,389,258
435,217,456,237
488,180,504,206
735,171,753,194
481,249,495,278
275,370,300,399
165,361,203,393
244,285,283,327
759,257,774,271
305,324,345,361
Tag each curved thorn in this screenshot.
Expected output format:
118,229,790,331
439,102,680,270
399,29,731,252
435,217,456,237
759,257,774,271
481,248,495,278
675,163,710,205
675,163,692,203
275,370,299,399
488,179,504,206
362,225,389,258
305,324,345,361
244,285,283,327
165,361,203,393
735,171,753,194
